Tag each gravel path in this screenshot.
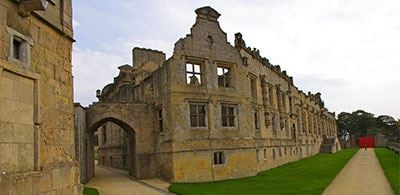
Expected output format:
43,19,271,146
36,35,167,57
86,166,164,195
323,148,394,195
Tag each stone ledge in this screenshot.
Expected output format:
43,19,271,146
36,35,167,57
0,171,42,182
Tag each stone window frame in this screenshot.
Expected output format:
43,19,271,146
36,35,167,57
220,103,238,128
156,108,163,133
272,148,276,159
271,114,278,133
6,27,33,69
263,148,267,160
256,148,260,162
189,102,208,128
217,66,231,87
214,60,236,89
268,84,274,107
185,60,203,85
213,151,225,165
249,73,257,100
0,62,41,173
254,109,260,131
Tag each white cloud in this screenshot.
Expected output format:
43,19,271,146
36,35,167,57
72,0,400,118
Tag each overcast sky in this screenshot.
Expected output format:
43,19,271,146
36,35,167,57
72,0,400,118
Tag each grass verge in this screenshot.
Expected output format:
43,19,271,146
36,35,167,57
169,148,358,195
83,187,100,195
375,148,400,195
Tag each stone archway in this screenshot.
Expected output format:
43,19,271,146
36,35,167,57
76,102,157,184
83,117,136,183
82,102,141,183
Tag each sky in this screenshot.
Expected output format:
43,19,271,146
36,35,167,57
72,0,400,118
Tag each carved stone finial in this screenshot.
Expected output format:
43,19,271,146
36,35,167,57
234,32,246,47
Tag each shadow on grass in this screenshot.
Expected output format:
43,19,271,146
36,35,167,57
169,148,358,195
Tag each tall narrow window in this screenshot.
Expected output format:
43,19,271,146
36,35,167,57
12,38,21,60
268,86,274,106
221,104,236,127
263,148,267,160
186,63,201,85
254,110,260,130
250,76,257,99
217,66,231,87
190,103,207,127
213,151,225,165
272,115,277,132
256,149,260,161
273,149,276,159
157,109,163,132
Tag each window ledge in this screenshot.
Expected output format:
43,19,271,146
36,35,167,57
213,164,226,167
190,127,209,131
221,127,238,131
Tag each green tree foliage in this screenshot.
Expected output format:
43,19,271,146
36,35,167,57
336,110,399,141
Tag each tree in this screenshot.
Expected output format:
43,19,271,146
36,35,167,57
336,110,399,141
337,112,353,140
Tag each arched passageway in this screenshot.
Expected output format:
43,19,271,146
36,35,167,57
75,102,157,184
84,117,136,183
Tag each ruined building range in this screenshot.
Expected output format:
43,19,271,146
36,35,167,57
75,6,340,183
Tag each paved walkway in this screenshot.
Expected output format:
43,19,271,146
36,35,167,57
86,166,170,195
323,148,394,195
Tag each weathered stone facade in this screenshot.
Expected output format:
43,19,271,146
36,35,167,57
0,0,79,194
97,122,129,170
75,6,340,183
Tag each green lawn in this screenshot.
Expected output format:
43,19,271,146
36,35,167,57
169,148,358,195
83,187,100,195
375,148,400,195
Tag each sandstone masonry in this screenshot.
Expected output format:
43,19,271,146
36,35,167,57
0,0,79,194
75,6,340,183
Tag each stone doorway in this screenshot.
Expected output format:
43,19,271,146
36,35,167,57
83,117,136,183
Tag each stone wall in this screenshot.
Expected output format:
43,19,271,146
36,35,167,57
0,0,79,194
97,122,129,170
77,6,340,184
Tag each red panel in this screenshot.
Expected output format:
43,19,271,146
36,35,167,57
359,136,375,148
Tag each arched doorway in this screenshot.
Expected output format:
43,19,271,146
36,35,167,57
84,117,136,183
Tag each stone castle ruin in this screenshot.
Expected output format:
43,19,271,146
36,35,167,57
74,6,340,183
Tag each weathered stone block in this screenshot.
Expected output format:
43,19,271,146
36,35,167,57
0,143,19,172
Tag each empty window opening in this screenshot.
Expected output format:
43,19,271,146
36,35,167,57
186,63,201,85
250,76,257,99
157,109,163,132
256,149,260,161
254,110,260,130
12,38,22,60
273,149,276,159
263,148,267,160
217,66,231,87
